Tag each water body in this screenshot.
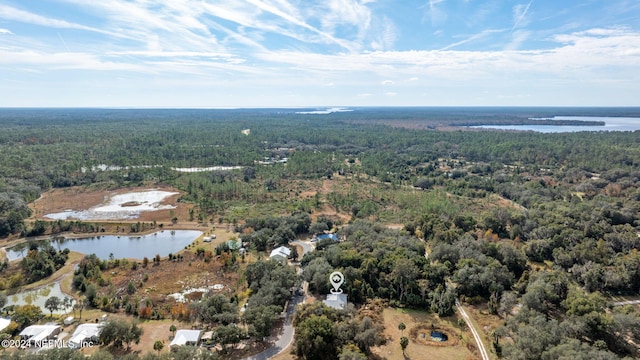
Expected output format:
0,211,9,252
470,117,640,133
6,230,202,261
5,282,75,315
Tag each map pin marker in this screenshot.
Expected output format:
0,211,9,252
330,271,344,294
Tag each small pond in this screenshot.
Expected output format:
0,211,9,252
5,282,75,315
5,230,202,261
430,331,448,342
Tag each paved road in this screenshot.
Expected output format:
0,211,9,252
612,299,640,306
291,240,314,257
243,294,303,360
456,299,490,360
243,240,314,360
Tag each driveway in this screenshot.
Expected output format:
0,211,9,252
243,240,314,360
243,293,303,360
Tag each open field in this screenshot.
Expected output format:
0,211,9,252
29,185,194,225
372,308,480,360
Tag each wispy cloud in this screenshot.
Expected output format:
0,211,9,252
1,1,639,106
440,29,505,50
506,30,531,50
423,0,447,27
512,0,534,31
0,4,118,37
257,28,640,82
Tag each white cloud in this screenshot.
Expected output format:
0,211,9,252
385,92,397,96
258,28,640,84
1,1,639,107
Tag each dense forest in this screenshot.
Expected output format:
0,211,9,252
1,107,640,359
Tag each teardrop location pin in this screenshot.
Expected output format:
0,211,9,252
330,271,344,294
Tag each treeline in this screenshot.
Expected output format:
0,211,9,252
0,241,70,289
293,300,386,360
244,259,297,339
237,212,311,251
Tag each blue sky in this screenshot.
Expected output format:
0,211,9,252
1,0,639,107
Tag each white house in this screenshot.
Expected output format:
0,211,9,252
269,246,291,262
68,323,102,349
170,329,202,350
323,293,348,310
19,324,62,346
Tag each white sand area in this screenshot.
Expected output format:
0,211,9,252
44,190,178,220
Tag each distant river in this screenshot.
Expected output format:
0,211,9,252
470,116,640,133
6,230,202,261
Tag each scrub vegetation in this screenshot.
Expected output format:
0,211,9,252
0,107,639,359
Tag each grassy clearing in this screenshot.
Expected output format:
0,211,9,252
372,307,477,360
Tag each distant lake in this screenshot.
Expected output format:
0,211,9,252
6,230,202,261
470,116,640,133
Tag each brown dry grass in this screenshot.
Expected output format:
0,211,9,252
99,227,244,308
28,185,194,226
372,308,479,360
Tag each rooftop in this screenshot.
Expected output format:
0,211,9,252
323,293,348,310
19,324,61,344
0,318,10,333
269,246,291,259
170,329,202,347
69,323,102,347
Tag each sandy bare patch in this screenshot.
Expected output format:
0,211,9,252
30,186,192,223
44,190,178,220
